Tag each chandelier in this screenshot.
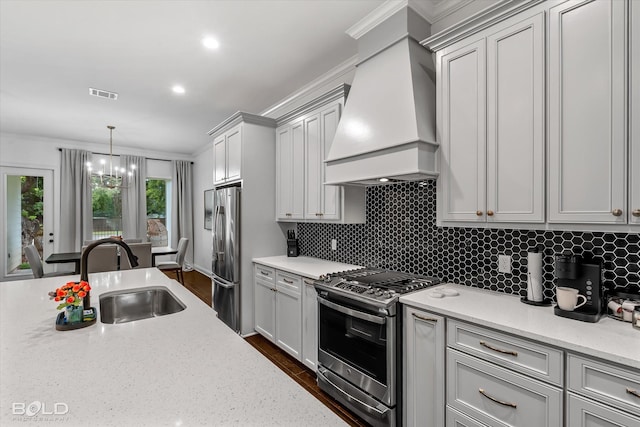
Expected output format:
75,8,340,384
86,125,136,189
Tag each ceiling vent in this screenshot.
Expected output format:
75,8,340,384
89,87,118,100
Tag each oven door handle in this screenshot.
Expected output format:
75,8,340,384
318,297,386,325
318,366,390,418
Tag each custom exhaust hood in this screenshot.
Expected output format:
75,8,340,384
325,3,438,186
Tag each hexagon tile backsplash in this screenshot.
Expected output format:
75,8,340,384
297,181,640,300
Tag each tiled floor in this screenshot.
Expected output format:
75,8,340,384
161,268,369,427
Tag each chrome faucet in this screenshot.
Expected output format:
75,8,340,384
80,238,139,309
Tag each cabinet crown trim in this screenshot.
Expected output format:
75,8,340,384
275,84,350,126
422,0,544,51
208,111,277,137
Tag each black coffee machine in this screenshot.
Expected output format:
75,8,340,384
554,253,604,322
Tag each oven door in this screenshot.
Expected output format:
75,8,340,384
317,295,396,406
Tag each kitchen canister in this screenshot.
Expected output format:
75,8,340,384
633,307,640,330
527,247,544,302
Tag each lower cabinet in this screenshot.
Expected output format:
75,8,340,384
567,393,640,427
403,306,445,427
253,264,302,360
301,277,318,371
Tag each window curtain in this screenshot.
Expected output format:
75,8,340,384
171,160,193,266
59,149,92,252
121,155,147,240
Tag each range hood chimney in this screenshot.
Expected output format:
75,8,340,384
325,3,438,186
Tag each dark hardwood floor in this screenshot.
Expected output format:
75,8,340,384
160,268,369,427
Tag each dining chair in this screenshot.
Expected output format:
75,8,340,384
120,243,152,269
156,238,189,284
24,244,71,279
81,245,119,273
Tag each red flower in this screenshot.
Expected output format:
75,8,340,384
56,289,66,297
54,296,61,302
66,296,75,304
78,291,87,298
72,284,81,292
82,284,91,292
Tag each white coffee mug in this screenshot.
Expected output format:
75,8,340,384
556,287,587,311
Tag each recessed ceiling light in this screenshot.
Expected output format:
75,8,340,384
172,85,185,94
202,36,220,50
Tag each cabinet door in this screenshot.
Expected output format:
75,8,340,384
304,113,322,219
567,393,640,427
439,38,486,221
213,135,227,184
486,13,544,223
404,307,445,427
301,278,317,371
254,276,275,342
631,0,640,225
225,126,242,182
275,272,301,360
548,0,626,223
290,120,305,220
276,126,293,220
320,104,342,220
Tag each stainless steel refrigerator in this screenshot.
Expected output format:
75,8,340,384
212,186,241,332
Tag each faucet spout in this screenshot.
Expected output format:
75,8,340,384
80,238,139,308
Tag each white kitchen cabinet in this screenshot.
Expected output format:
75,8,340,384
631,0,640,225
548,0,627,223
274,271,301,360
301,277,318,371
213,125,242,185
275,85,365,223
254,265,276,342
438,11,544,224
276,121,304,220
567,393,640,427
403,306,445,427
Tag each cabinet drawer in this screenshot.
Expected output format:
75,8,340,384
448,319,563,386
276,271,301,295
447,348,562,427
447,406,488,427
567,353,640,417
567,392,640,427
254,265,275,283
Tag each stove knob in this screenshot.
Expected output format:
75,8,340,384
366,289,376,294
375,289,384,296
324,275,331,282
382,291,391,298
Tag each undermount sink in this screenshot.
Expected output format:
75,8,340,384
99,286,186,324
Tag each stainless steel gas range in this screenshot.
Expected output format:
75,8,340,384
314,268,440,427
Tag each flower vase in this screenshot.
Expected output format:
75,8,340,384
64,304,83,324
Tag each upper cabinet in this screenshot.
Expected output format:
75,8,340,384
275,85,365,223
548,0,627,223
208,112,277,187
437,11,544,223
631,0,640,225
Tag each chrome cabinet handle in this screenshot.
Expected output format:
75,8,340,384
412,313,438,322
285,213,292,217
479,388,517,408
487,210,494,216
282,278,293,284
303,279,315,286
480,340,518,356
627,388,640,399
315,212,323,216
476,210,483,216
632,209,640,217
612,209,623,217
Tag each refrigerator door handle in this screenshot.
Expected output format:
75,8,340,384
216,280,234,289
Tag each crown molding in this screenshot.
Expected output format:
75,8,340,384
207,112,276,137
422,0,544,51
428,0,475,23
275,84,350,126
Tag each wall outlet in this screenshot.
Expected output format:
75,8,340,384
498,255,511,274
331,239,337,251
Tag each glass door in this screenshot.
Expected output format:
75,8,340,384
0,167,54,281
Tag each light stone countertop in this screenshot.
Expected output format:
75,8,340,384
400,283,640,370
0,268,347,426
252,255,362,279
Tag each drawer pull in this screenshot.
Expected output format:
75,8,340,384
412,313,438,322
627,388,640,399
612,208,623,217
282,278,294,284
260,270,270,276
633,209,640,217
479,388,517,408
303,280,315,286
479,340,518,356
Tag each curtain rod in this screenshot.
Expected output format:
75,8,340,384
57,148,193,164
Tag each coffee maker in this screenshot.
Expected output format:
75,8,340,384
554,253,604,322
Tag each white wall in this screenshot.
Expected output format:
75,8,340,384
191,143,213,276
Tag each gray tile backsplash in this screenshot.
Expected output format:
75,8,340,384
297,181,640,299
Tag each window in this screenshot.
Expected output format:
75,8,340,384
91,175,122,239
146,178,170,247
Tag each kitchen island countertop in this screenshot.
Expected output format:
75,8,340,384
400,283,640,370
252,255,362,279
0,268,347,426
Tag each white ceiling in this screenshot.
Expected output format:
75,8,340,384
0,0,392,156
